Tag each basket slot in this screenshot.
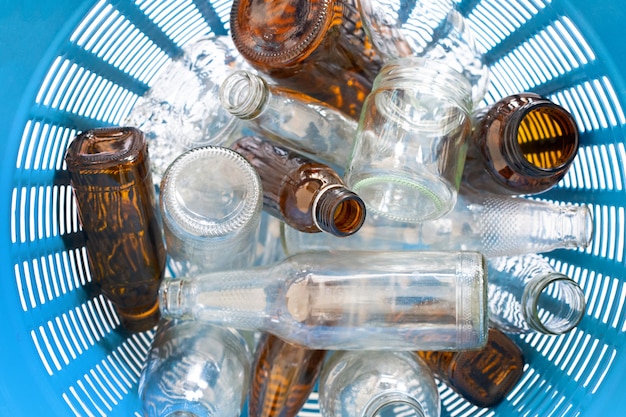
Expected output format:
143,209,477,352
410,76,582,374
205,0,235,30
190,0,229,35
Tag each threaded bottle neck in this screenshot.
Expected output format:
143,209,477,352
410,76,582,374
312,185,366,237
220,70,269,120
362,392,426,417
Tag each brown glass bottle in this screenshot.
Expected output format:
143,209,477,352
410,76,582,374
249,333,326,417
231,135,366,236
463,92,579,195
416,328,524,408
65,127,166,332
230,0,383,119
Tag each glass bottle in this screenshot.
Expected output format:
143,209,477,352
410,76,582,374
249,333,325,417
282,188,593,258
318,350,440,417
124,35,252,185
462,93,580,195
138,320,251,417
358,0,489,105
344,56,473,223
160,146,263,276
159,250,488,351
488,254,586,334
65,127,166,332
231,135,366,237
416,328,525,408
220,70,358,171
229,0,383,118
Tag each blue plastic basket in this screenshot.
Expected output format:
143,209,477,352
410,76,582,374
1,0,625,415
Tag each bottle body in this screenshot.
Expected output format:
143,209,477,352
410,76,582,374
463,93,579,195
319,350,441,417
488,254,586,334
230,0,383,118
160,146,263,276
231,135,366,236
282,189,594,258
138,320,251,417
220,70,358,170
344,56,473,223
249,334,326,417
417,328,525,408
159,250,488,351
65,127,166,332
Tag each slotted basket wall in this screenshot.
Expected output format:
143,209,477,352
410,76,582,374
1,0,625,416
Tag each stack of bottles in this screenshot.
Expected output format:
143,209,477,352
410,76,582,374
62,0,593,416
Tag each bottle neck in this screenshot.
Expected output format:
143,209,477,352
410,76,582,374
312,184,366,237
220,70,269,120
362,392,427,417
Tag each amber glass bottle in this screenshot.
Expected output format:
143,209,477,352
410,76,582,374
249,334,325,417
231,135,366,236
65,127,166,332
229,0,383,118
416,328,525,408
463,92,579,195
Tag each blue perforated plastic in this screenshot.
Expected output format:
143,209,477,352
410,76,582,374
1,0,625,415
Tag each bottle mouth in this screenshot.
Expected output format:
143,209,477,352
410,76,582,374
219,70,268,120
362,392,427,417
312,184,366,237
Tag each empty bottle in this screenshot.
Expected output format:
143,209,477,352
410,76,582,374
159,250,488,351
462,93,579,195
416,328,525,408
319,350,441,417
488,254,586,334
282,189,593,258
229,0,383,118
249,334,325,417
220,70,358,170
65,127,166,332
160,146,263,276
138,320,251,417
231,135,366,237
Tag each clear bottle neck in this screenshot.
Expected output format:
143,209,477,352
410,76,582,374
220,70,270,120
362,393,427,417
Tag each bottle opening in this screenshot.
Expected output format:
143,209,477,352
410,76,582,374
516,105,579,170
219,70,267,119
313,185,366,237
333,197,367,236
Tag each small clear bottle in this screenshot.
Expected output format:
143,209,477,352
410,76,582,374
488,254,586,334
220,70,358,170
229,0,383,118
159,146,263,276
416,328,525,408
65,127,166,332
231,135,366,237
318,350,441,417
282,189,594,258
159,250,488,351
462,93,579,195
344,56,473,223
138,320,251,417
249,334,326,417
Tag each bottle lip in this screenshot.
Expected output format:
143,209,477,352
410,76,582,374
65,126,145,169
219,70,269,120
312,184,367,237
160,146,262,238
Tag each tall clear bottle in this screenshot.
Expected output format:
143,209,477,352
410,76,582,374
159,250,488,351
462,93,579,195
282,189,594,258
318,351,441,417
220,70,358,170
231,135,366,237
65,127,166,332
488,254,586,335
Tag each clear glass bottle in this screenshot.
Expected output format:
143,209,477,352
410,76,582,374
159,146,263,276
318,350,441,417
159,250,488,351
231,135,366,237
282,188,594,258
416,328,525,408
65,127,166,332
220,70,358,171
249,334,326,417
124,35,251,184
488,254,586,334
462,93,580,195
344,56,473,223
358,0,489,105
229,0,383,118
138,320,251,417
